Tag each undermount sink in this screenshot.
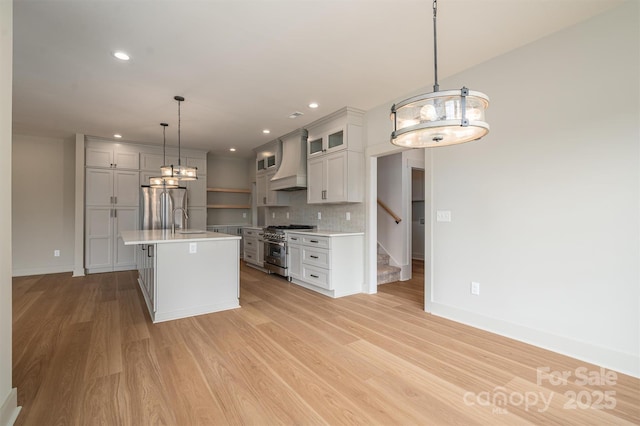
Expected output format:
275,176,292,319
178,229,207,234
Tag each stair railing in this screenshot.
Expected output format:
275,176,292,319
377,198,402,224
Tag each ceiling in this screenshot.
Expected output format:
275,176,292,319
12,0,622,157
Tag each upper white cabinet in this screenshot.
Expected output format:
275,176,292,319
306,107,363,159
86,142,139,169
256,170,289,206
306,107,364,204
255,139,280,175
140,152,178,172
307,151,363,204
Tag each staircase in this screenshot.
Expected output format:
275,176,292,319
377,245,401,285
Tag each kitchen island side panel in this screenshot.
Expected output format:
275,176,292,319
154,239,240,322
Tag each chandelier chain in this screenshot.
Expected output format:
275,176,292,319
433,0,439,92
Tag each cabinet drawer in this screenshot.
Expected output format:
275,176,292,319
243,248,258,262
302,265,331,290
244,238,258,250
301,235,330,249
302,247,330,268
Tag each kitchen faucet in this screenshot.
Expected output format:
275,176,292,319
172,207,189,234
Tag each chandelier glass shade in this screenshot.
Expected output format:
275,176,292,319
391,88,489,148
150,122,179,189
390,0,490,148
155,96,198,182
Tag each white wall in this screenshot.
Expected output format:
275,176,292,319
0,1,20,424
12,134,76,276
366,1,639,377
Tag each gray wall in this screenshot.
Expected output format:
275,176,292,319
366,1,639,376
206,155,253,226
12,134,76,276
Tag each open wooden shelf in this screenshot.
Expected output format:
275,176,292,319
207,187,251,194
207,204,251,209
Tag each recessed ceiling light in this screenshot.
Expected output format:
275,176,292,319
113,134,122,138
229,148,236,152
262,129,270,134
112,51,130,61
308,102,319,109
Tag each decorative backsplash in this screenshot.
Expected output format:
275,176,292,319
267,191,364,232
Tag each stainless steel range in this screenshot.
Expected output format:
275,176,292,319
263,225,315,278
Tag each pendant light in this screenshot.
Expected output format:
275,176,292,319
160,96,198,181
150,122,179,188
390,0,490,148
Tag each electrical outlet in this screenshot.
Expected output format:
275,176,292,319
286,212,290,219
242,212,247,218
436,210,452,222
189,243,197,254
54,250,60,257
346,212,351,221
272,212,275,218
471,281,480,295
317,212,322,220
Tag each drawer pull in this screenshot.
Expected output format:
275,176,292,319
290,237,298,241
310,255,319,259
310,239,319,243
247,242,252,245
310,274,319,278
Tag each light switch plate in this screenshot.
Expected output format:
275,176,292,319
189,243,197,254
471,281,480,295
286,212,290,219
436,210,452,222
346,212,351,221
242,212,247,218
317,212,322,220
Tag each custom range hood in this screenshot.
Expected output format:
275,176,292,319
270,128,309,191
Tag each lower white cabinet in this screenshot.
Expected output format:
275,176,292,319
242,227,264,267
85,206,138,273
287,232,364,298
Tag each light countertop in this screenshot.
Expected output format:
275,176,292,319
286,230,364,237
121,229,241,245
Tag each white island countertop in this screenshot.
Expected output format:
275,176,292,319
121,229,241,245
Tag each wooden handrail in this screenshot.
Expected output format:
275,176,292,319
377,198,401,224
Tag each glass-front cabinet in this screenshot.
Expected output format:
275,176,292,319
307,127,346,158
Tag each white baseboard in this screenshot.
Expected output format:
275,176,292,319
12,265,73,277
429,302,640,378
0,388,21,426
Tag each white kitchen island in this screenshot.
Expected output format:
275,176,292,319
121,229,241,323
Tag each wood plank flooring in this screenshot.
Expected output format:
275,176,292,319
12,263,640,425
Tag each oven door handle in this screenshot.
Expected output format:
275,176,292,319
265,241,286,247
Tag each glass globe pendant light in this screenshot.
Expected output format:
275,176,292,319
150,122,179,188
160,96,198,181
390,0,490,148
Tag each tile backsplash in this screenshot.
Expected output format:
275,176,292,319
266,191,364,232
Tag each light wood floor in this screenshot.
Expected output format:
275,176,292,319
13,262,639,425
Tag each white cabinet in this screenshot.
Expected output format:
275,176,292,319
140,152,178,172
306,107,364,204
86,142,139,169
287,234,303,280
85,168,139,273
256,170,289,206
242,227,264,268
307,150,363,204
287,232,364,298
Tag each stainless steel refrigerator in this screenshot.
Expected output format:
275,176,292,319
140,186,188,230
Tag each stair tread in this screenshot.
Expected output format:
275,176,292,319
377,264,401,273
